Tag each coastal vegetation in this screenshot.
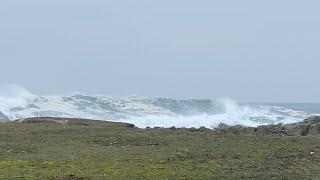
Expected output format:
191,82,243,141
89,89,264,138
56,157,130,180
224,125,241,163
0,118,320,179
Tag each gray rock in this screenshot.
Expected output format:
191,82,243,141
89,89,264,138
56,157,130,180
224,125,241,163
214,124,255,136
282,116,320,136
218,123,229,129
126,124,135,128
214,123,231,135
284,124,309,136
188,127,198,132
199,126,209,132
239,127,256,135
302,116,320,125
231,125,245,135
255,124,284,136
308,123,320,136
212,116,320,136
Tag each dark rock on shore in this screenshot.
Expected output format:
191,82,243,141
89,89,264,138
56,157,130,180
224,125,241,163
214,116,320,136
283,124,308,136
8,116,320,136
126,123,135,128
214,123,255,135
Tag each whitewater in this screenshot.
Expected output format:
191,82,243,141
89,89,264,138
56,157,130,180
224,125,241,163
0,86,318,129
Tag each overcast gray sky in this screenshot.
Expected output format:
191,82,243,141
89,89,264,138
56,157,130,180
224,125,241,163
1,0,320,102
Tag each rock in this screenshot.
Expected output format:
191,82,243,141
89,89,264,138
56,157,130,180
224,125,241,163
211,116,320,136
302,116,320,125
230,126,256,136
169,126,176,130
189,127,198,132
214,124,229,135
187,127,210,132
214,124,255,136
281,116,320,136
199,126,209,132
218,123,229,129
255,124,284,136
214,123,232,135
126,124,135,128
284,124,309,136
238,126,256,135
229,125,244,135
308,123,320,136
183,116,320,136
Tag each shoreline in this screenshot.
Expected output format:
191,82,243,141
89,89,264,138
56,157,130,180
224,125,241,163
8,115,320,137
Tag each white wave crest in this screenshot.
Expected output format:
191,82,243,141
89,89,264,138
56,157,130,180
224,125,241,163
0,85,310,128
116,98,304,128
0,85,37,119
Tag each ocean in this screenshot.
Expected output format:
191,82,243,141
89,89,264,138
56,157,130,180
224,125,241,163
1,87,319,129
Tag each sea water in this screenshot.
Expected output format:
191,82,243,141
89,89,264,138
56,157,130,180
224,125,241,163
1,86,319,128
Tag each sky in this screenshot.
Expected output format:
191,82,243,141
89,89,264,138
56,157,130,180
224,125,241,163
0,0,320,103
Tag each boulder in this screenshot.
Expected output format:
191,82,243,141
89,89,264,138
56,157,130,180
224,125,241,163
283,124,309,136
212,116,320,136
126,124,135,128
214,124,255,136
308,123,320,136
302,116,320,125
198,126,209,132
234,126,256,135
283,116,320,136
255,124,284,136
214,123,233,135
218,123,229,129
239,127,256,135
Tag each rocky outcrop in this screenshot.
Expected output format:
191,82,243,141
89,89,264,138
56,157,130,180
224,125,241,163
255,124,285,136
308,123,320,136
282,116,320,136
283,124,309,136
213,116,320,136
8,116,320,136
214,123,256,135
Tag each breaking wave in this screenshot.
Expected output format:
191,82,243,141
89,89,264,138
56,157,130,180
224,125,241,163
0,85,313,128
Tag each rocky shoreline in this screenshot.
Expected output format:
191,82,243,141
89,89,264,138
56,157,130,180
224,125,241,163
7,116,320,137
208,116,320,136
152,116,320,137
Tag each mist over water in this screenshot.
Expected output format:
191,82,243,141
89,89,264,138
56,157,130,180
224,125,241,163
0,85,318,128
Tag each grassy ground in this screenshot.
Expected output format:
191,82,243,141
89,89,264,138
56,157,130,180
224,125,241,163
0,118,320,179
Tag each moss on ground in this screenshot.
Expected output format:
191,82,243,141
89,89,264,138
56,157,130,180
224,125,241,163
0,119,320,179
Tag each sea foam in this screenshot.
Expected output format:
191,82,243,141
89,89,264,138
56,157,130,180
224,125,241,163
0,85,308,128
